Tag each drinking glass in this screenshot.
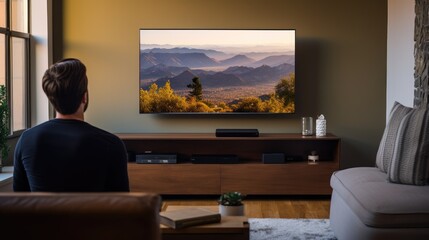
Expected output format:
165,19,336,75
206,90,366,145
302,117,313,136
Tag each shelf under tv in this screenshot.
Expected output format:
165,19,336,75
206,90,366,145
117,133,340,195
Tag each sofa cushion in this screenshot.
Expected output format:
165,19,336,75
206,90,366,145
387,104,429,185
376,101,429,185
330,167,429,228
376,102,412,173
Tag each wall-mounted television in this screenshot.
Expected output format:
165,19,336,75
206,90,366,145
139,29,295,114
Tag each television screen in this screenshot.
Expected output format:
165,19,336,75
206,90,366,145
139,29,295,114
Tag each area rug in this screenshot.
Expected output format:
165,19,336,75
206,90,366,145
249,218,337,240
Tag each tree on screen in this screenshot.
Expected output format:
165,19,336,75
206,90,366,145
275,73,295,107
187,77,203,101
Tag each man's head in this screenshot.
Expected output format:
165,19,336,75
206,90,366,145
42,58,88,115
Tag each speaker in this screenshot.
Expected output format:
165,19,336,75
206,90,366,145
215,129,259,137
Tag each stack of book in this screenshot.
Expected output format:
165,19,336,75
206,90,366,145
159,207,221,229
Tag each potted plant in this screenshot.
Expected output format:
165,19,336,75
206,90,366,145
0,85,9,173
218,191,245,216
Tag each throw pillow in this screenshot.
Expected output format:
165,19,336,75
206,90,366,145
376,102,412,173
387,104,429,185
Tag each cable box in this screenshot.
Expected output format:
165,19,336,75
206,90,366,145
262,153,285,164
215,129,259,137
136,154,177,164
191,154,239,164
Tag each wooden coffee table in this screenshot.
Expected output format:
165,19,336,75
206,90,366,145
161,205,249,240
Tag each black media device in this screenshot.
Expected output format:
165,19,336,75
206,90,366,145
262,153,285,164
191,154,239,164
215,129,259,137
285,155,303,162
136,154,177,164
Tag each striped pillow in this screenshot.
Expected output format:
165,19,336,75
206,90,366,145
387,104,429,185
376,102,412,173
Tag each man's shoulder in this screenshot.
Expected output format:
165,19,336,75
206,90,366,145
83,123,123,144
22,120,120,142
20,120,55,135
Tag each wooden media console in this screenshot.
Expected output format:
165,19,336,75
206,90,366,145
117,133,340,195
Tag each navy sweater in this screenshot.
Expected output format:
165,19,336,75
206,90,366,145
13,119,129,192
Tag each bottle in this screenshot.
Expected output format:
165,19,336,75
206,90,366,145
316,114,327,137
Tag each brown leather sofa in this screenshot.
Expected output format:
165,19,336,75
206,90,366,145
0,192,161,240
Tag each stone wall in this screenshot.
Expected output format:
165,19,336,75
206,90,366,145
415,0,429,107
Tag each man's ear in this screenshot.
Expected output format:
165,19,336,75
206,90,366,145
82,91,88,104
83,91,89,112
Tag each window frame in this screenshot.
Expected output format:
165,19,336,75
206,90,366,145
0,0,31,136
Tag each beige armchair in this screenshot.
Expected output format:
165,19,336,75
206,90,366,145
0,192,161,240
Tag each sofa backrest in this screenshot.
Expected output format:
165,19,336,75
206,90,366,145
0,192,161,240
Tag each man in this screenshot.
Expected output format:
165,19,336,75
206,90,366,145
13,58,129,192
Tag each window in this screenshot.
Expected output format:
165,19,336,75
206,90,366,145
0,0,30,134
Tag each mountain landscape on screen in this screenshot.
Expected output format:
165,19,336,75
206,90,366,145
139,30,295,113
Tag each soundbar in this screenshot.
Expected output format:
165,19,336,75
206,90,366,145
191,154,239,164
215,129,259,137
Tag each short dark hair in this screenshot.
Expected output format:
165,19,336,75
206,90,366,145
42,58,88,115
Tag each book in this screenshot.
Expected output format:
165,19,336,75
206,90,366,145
159,207,221,229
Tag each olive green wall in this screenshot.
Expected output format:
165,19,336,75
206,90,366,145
62,0,387,168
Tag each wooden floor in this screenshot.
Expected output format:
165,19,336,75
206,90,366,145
161,196,331,219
